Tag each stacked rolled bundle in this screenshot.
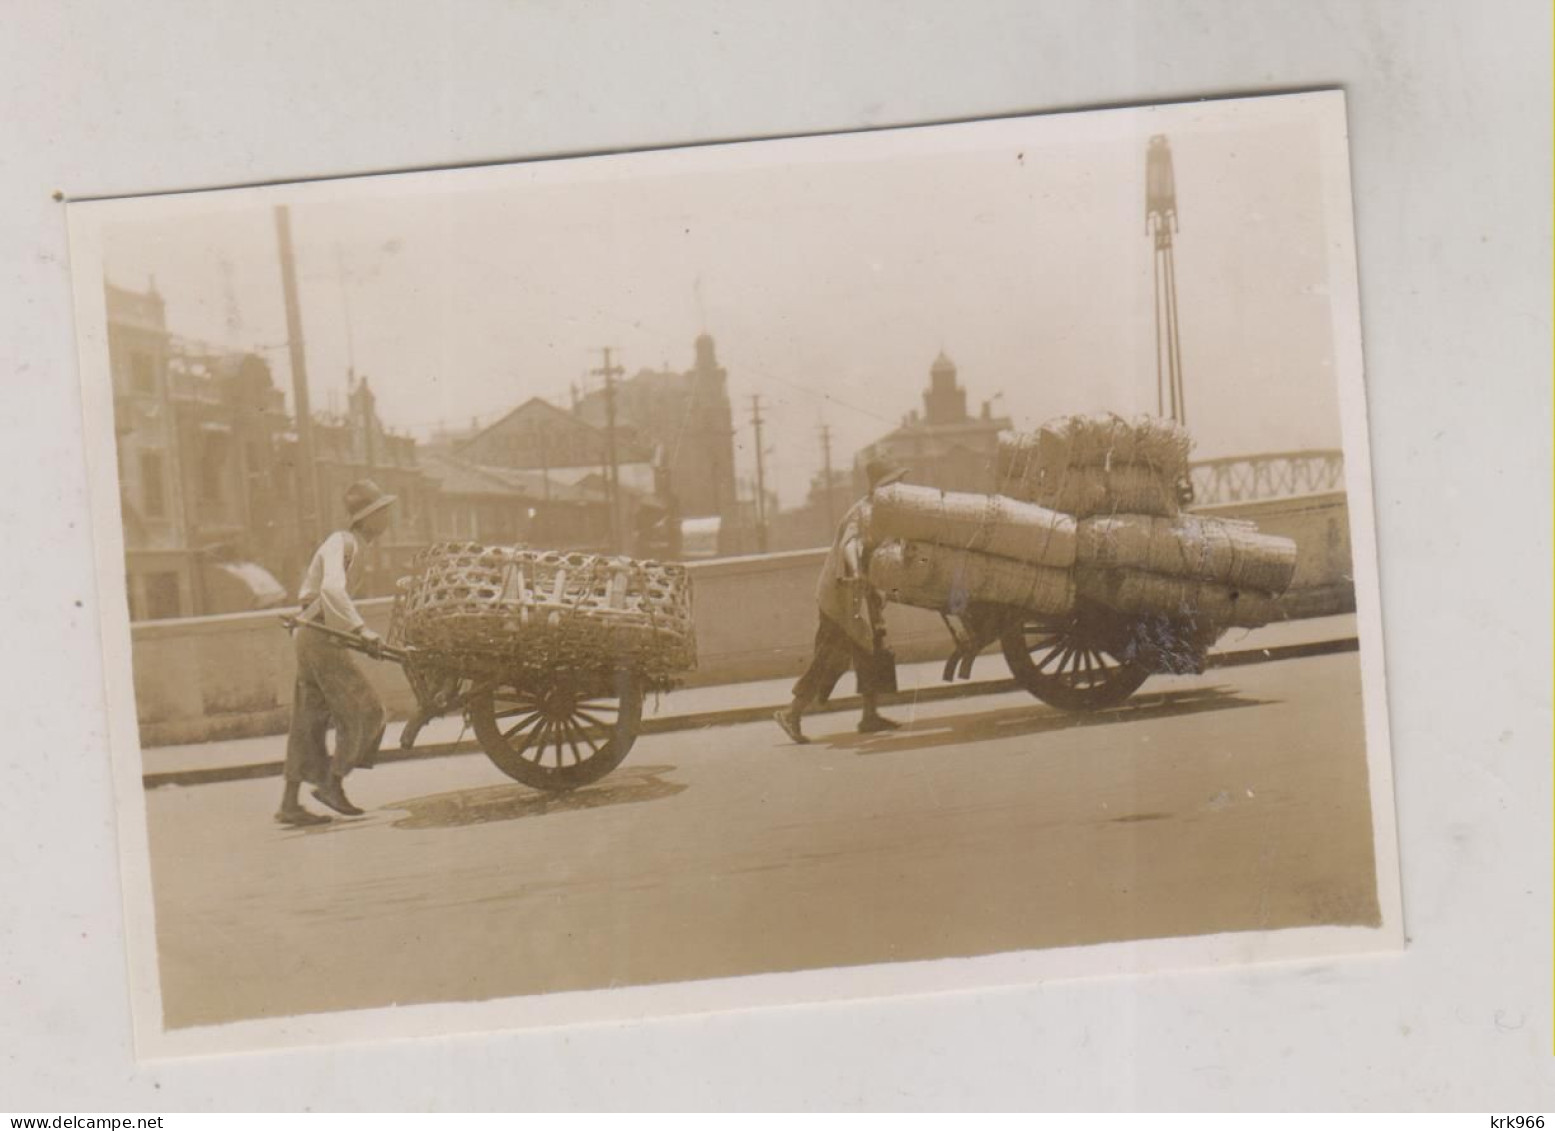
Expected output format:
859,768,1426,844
1075,514,1297,594
392,542,696,687
995,412,1191,518
1075,569,1283,628
868,539,1074,617
870,482,1077,568
856,416,1294,631
1027,465,1179,519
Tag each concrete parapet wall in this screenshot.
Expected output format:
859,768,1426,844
131,492,1355,747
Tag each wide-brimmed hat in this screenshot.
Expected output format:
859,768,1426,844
865,457,908,491
344,479,397,525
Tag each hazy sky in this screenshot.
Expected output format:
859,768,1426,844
97,97,1351,507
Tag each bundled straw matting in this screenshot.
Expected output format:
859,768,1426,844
869,483,1077,569
994,413,1192,518
391,542,695,687
1076,514,1297,594
868,539,1074,617
1075,568,1282,628
998,412,1192,479
1005,464,1180,519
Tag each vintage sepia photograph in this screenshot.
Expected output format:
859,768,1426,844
67,90,1400,1058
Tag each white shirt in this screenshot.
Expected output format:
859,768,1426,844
297,530,366,632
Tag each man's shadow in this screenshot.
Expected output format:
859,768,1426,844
380,763,688,830
817,685,1269,756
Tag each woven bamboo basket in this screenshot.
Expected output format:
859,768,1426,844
1074,567,1283,628
868,539,1074,617
870,483,1077,569
390,542,696,687
1076,514,1297,594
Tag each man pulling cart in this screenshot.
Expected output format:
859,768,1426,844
774,457,908,745
276,479,397,827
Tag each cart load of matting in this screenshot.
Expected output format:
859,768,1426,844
868,415,1297,629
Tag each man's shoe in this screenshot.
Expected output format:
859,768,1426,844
312,785,365,817
857,714,902,734
274,807,331,827
773,709,810,745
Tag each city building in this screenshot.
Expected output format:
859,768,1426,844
453,396,674,557
572,333,739,536
108,280,299,620
307,376,436,600
109,282,441,618
418,452,614,550
854,351,1012,494
767,466,854,552
110,280,701,620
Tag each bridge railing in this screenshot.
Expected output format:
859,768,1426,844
1188,450,1344,506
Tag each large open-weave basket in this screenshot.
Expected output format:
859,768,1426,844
389,542,696,689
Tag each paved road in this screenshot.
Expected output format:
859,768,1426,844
145,652,1379,1030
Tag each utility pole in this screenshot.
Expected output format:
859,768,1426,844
818,421,837,532
534,421,552,502
359,377,377,471
275,205,322,550
749,395,769,553
591,347,625,553
334,243,357,387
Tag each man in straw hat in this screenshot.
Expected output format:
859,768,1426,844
774,457,907,744
275,479,396,827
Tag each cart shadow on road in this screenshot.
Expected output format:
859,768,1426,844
819,685,1272,757
375,764,689,830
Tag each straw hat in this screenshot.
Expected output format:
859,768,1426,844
344,479,397,525
865,457,908,491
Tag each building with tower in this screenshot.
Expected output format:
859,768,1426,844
572,334,739,534
308,375,437,600
452,396,672,556
854,351,1012,494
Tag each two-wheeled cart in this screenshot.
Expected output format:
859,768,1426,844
280,614,652,792
283,542,695,793
932,598,1225,713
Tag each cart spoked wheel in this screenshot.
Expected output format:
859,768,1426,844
1000,610,1151,712
468,670,645,792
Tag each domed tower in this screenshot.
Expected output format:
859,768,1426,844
923,351,968,426
684,333,736,526
693,332,720,375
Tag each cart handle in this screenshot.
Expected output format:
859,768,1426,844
279,614,411,665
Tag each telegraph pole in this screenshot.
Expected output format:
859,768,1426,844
334,243,357,387
749,395,769,553
537,424,551,503
818,421,837,531
275,205,322,549
591,347,625,553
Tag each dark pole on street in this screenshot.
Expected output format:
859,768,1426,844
591,347,625,553
749,395,769,553
819,420,836,532
275,205,322,550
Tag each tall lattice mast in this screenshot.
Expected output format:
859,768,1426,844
1146,135,1186,425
